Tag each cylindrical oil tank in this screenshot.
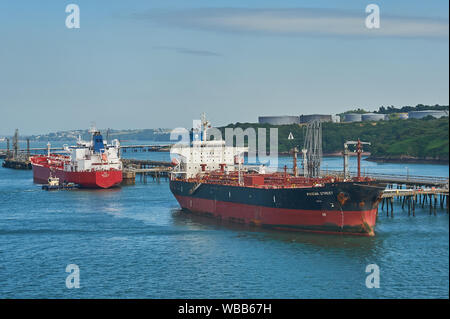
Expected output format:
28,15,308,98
408,110,449,119
258,116,299,125
332,115,341,123
343,113,362,122
361,113,386,121
299,114,332,123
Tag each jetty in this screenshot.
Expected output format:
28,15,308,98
380,186,448,217
121,159,173,185
2,157,31,169
120,144,170,153
0,144,171,155
1,129,32,169
320,169,449,216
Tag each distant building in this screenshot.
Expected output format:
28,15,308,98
343,113,362,122
361,113,386,121
408,110,449,119
299,114,332,123
258,116,300,125
332,115,341,123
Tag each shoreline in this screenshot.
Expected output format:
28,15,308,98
365,156,449,165
278,151,371,157
256,152,449,165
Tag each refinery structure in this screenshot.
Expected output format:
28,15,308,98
259,114,340,125
259,109,448,125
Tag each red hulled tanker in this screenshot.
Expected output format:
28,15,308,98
169,115,385,236
30,129,122,189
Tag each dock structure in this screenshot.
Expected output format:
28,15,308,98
361,172,448,217
1,130,32,170
324,170,448,188
319,168,449,217
366,172,448,188
121,159,173,168
380,187,449,217
121,159,173,185
1,157,32,169
353,171,449,217
119,144,170,153
0,144,171,155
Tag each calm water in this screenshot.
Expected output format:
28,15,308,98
0,143,448,298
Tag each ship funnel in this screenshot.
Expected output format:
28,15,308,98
92,132,105,153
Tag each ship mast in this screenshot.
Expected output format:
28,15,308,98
12,129,19,159
301,148,308,177
291,147,298,177
200,113,210,142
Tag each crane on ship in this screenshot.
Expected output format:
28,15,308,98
343,139,370,180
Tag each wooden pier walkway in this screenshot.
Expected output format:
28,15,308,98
366,173,448,187
320,169,449,217
380,187,448,217
382,188,449,198
323,169,449,188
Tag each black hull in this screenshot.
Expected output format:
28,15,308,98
170,181,385,212
170,180,386,236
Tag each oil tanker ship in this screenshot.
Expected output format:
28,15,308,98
169,115,385,236
30,128,122,188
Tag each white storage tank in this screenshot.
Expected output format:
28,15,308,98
343,113,362,122
408,110,449,119
299,114,332,123
361,113,386,121
258,116,300,125
332,115,341,123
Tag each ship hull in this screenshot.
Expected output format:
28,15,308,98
170,180,385,236
32,163,122,189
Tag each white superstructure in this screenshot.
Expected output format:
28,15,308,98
57,130,122,172
171,114,248,179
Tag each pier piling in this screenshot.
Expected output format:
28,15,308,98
381,185,448,217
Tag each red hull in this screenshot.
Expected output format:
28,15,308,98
174,195,378,236
32,163,122,189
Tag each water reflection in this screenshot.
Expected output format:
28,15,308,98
171,209,379,252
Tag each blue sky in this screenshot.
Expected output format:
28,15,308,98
0,0,448,135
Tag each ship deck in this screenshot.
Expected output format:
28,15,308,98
172,171,375,189
30,154,68,169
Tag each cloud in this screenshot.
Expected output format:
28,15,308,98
152,46,221,57
134,8,449,38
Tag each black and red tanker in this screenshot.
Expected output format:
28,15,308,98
169,115,385,236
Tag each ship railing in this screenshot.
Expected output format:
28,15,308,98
322,169,449,186
268,167,448,186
